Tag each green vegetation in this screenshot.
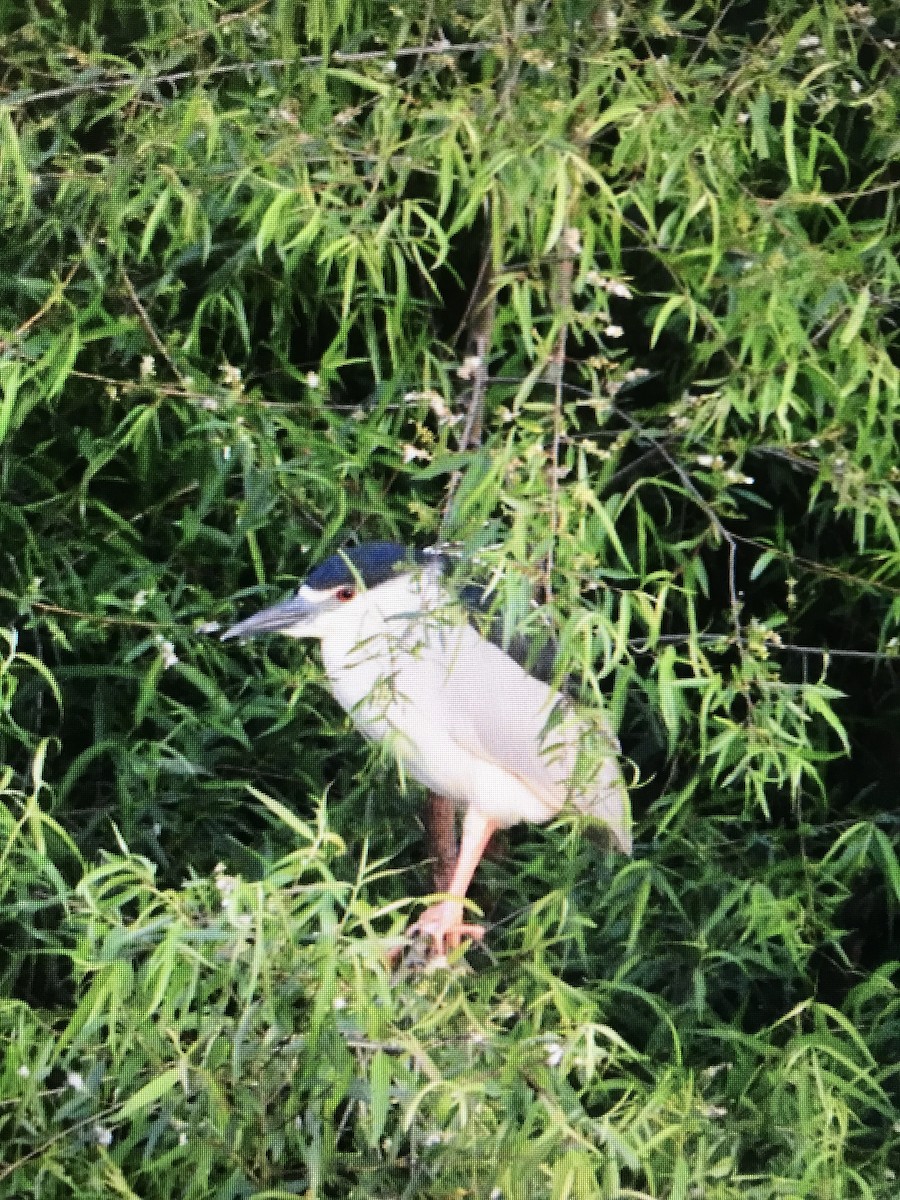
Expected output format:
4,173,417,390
1,1,898,1195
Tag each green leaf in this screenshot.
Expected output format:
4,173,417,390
839,287,870,348
367,1049,392,1145
117,1066,182,1120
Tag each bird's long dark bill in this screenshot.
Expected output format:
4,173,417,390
221,594,314,640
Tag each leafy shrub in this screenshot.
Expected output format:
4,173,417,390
0,0,898,1195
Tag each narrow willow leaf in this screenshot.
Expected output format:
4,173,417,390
839,287,870,348
117,1066,182,1120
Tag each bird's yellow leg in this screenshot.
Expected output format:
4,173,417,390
408,808,499,957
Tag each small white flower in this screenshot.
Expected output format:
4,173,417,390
428,393,452,421
847,3,875,24
797,35,820,49
725,468,755,486
158,639,179,669
178,1130,188,1146
545,1042,564,1068
884,40,896,51
424,1131,444,1146
306,371,320,389
133,590,149,609
383,59,397,73
335,106,359,126
850,79,862,95
140,356,156,380
604,324,624,339
215,871,238,895
606,280,633,299
333,996,347,1010
402,444,429,464
697,454,715,467
456,354,482,381
562,226,582,254
17,1065,30,1078
737,111,750,125
196,620,221,634
702,1062,732,1078
67,1071,86,1092
703,1104,727,1119
94,1125,113,1146
585,270,606,287
222,445,232,461
220,363,242,387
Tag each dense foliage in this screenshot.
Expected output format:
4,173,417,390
1,1,898,1196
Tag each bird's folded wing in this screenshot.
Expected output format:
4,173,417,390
442,627,632,852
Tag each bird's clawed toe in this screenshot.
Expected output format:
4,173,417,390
406,898,485,959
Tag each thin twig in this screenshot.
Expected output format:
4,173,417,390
615,407,745,643
544,239,575,604
1,34,545,110
460,231,498,450
441,204,499,530
0,264,80,352
628,633,897,663
120,269,188,387
18,601,163,631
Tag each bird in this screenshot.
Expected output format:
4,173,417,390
223,541,631,958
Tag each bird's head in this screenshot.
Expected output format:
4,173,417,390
222,541,445,642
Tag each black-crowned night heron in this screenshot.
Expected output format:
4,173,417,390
223,542,631,957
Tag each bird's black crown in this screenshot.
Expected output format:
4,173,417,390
305,541,423,592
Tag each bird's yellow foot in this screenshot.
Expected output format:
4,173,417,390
407,898,485,960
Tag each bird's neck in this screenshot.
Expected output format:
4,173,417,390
317,575,422,672
317,573,457,700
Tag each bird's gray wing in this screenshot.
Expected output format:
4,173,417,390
459,582,558,683
442,623,632,852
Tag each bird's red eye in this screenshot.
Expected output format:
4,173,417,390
335,586,355,602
